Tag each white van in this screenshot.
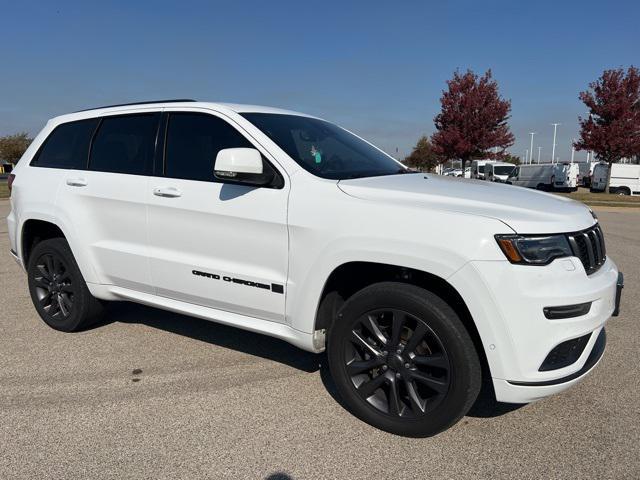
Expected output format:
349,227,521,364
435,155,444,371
592,163,640,195
508,163,578,191
553,163,580,191
470,159,495,179
485,162,515,182
577,161,601,187
507,164,556,190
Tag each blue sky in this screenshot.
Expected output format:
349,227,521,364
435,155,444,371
1,0,638,161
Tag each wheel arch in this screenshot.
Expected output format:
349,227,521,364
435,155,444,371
314,261,490,375
21,219,66,266
19,216,99,284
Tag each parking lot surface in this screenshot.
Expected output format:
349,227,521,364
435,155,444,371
1,199,638,479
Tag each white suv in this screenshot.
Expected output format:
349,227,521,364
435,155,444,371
6,100,623,437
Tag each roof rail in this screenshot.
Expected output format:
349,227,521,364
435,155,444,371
74,99,196,112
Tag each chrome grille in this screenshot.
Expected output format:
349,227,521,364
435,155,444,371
566,224,606,275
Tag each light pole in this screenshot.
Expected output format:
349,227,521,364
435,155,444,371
551,123,560,164
570,139,575,164
537,146,542,163
529,132,536,166
525,149,529,164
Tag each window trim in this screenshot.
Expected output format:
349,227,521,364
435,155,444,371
160,110,285,189
87,112,162,177
29,118,100,170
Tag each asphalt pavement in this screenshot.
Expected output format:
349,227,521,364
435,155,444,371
1,198,638,479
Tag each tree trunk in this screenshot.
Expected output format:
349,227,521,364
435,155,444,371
605,161,613,194
461,159,467,174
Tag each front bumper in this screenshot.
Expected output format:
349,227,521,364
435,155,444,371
449,255,620,403
493,328,606,403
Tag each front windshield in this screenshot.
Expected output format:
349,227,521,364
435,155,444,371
241,113,407,180
494,165,515,175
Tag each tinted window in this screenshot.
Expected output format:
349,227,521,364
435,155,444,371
241,113,406,180
165,112,275,183
32,119,98,169
495,165,515,175
89,114,159,175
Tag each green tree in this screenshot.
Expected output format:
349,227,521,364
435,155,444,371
404,136,442,171
0,132,33,164
500,153,521,165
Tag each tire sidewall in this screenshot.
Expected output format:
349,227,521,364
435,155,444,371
27,238,93,332
327,282,481,437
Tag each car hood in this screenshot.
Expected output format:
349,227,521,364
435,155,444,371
337,173,595,234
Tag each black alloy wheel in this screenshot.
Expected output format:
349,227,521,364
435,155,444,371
32,252,75,319
27,238,104,332
345,308,451,418
327,282,481,437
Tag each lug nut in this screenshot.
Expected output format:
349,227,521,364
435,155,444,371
382,365,388,371
395,373,401,379
404,363,410,368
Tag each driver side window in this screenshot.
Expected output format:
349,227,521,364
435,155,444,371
164,112,281,187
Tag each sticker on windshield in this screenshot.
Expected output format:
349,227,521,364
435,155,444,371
311,145,322,164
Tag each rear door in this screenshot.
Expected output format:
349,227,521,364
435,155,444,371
146,108,289,323
56,111,160,292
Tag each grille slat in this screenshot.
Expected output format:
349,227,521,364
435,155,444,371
567,225,606,275
590,230,602,265
583,232,595,269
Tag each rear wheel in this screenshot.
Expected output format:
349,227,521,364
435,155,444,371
27,238,104,332
327,282,481,437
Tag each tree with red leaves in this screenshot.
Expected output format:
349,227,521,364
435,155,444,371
431,69,514,173
574,66,640,193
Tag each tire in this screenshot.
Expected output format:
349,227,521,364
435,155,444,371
27,238,104,332
327,282,481,437
617,187,631,196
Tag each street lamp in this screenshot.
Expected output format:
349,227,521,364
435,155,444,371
570,138,576,164
551,123,561,164
537,146,542,163
529,132,536,166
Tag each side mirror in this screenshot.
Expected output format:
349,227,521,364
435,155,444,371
214,148,272,186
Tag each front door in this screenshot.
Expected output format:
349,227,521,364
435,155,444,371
146,109,289,323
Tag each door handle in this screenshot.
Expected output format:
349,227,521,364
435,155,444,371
153,186,182,198
66,178,88,187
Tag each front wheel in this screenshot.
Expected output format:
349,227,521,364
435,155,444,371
327,282,481,437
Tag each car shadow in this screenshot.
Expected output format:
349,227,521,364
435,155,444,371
98,301,522,419
465,376,524,418
101,302,320,373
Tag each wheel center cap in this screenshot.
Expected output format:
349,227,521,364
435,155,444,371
387,353,404,371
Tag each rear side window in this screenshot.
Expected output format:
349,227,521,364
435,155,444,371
32,119,99,169
164,112,258,182
89,113,159,175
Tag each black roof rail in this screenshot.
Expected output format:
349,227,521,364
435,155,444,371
74,99,196,112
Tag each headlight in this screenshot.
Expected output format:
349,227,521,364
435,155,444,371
495,234,572,265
